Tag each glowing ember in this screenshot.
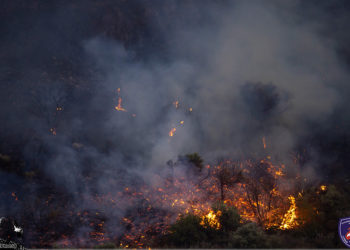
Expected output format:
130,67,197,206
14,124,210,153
11,192,18,201
169,128,176,137
262,136,266,149
200,210,222,229
320,185,327,191
279,195,298,230
275,169,284,176
173,100,179,109
50,127,57,135
115,88,127,112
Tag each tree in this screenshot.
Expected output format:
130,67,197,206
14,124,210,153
185,153,204,171
213,160,242,201
167,214,207,248
243,160,282,226
230,222,268,248
213,202,241,233
166,203,242,248
296,184,350,248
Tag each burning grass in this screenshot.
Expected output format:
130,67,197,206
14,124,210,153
48,156,304,248
4,149,349,249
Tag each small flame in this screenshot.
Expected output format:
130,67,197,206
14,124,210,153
173,100,179,109
262,136,266,149
169,128,176,137
320,185,327,191
115,88,127,112
275,169,284,176
11,192,18,201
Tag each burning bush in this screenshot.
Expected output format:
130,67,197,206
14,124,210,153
165,203,270,248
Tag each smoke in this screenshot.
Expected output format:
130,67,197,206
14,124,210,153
81,1,348,166
1,0,350,246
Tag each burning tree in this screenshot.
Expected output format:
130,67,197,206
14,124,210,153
210,160,242,201
242,160,284,227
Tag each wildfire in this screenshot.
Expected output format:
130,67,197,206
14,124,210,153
115,88,127,112
279,195,298,230
169,128,176,137
32,155,303,248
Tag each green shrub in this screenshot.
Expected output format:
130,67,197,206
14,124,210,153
213,202,241,233
229,222,268,248
93,242,117,248
167,214,207,247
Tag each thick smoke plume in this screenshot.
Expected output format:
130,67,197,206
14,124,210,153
1,0,350,247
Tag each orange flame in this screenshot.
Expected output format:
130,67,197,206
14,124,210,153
169,128,176,137
115,88,127,112
45,157,302,247
200,210,222,229
262,136,266,149
11,192,18,201
279,195,298,230
173,100,179,109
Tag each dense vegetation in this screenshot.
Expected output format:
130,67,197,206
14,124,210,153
161,184,350,248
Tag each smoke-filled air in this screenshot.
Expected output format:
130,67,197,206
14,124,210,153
1,0,350,248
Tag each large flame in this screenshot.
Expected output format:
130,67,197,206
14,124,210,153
279,195,298,230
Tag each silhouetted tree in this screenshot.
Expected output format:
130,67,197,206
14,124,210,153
213,160,242,201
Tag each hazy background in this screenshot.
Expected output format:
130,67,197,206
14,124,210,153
1,0,350,246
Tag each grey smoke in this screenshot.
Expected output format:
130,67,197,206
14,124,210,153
1,0,350,246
